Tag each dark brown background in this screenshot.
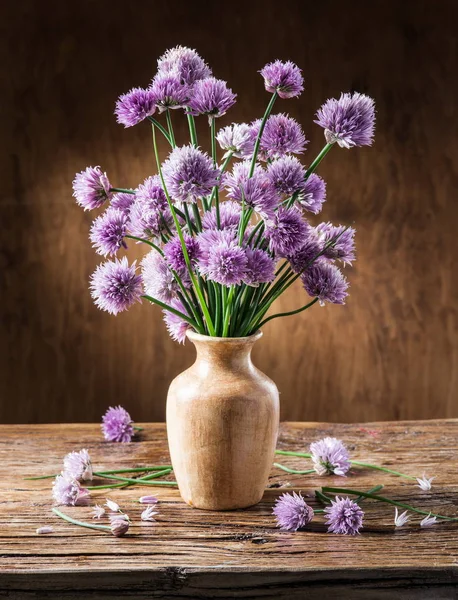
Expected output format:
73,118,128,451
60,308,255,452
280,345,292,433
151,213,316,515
1,0,457,424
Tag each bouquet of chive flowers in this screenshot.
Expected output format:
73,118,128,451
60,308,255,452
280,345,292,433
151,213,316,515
72,46,375,341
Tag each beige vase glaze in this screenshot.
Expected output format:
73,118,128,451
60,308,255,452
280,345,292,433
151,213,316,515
166,330,279,510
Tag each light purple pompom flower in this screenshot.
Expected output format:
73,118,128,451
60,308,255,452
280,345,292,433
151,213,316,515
187,77,236,122
288,232,323,274
90,208,128,256
129,175,171,239
101,405,134,443
73,166,112,211
310,437,351,476
164,234,201,272
157,46,212,85
200,242,248,286
254,114,308,160
115,87,156,128
202,201,241,230
300,174,327,214
52,473,90,506
315,92,375,148
315,223,356,265
162,145,220,204
265,207,310,257
111,192,135,217
150,72,190,112
223,161,279,219
163,299,191,344
324,497,364,535
135,176,168,210
301,260,349,305
260,60,304,99
197,229,237,268
141,250,188,303
63,449,93,482
243,248,276,287
266,156,306,197
111,518,130,537
273,492,314,531
216,123,255,159
90,257,143,315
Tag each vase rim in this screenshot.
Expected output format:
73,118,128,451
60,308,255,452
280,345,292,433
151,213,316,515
186,330,262,344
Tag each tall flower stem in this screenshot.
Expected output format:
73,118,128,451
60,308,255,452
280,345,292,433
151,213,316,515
304,143,333,179
187,114,198,147
125,234,163,253
249,92,277,177
142,295,198,327
151,124,216,336
210,117,221,227
110,187,135,194
257,298,319,329
52,508,112,533
165,110,176,147
322,487,458,521
147,116,172,145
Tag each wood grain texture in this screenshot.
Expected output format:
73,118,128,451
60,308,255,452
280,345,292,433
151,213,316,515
1,0,458,424
0,421,458,599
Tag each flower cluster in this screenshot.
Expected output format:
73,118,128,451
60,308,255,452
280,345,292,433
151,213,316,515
73,47,376,342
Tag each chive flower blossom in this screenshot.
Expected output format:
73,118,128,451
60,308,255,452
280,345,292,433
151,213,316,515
157,45,212,85
149,72,190,112
90,208,128,256
141,250,189,303
110,518,130,537
324,497,364,535
260,60,304,99
73,166,112,211
52,473,90,506
223,161,279,219
199,240,248,286
110,192,135,216
101,405,134,443
315,223,356,265
315,92,375,148
266,156,306,197
163,299,191,344
90,257,143,315
129,176,172,239
188,77,237,122
273,492,314,531
243,248,276,286
265,207,310,257
255,114,308,160
216,123,255,159
141,506,159,522
299,173,327,214
115,87,157,128
202,201,242,231
162,145,220,204
164,233,201,272
63,449,93,482
301,260,349,305
288,234,323,274
309,437,351,476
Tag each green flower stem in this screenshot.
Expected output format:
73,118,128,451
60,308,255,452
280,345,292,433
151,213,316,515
192,203,202,232
315,490,333,505
274,463,315,475
305,143,333,179
165,110,176,147
151,124,216,336
91,469,172,485
110,187,135,194
208,152,233,208
322,487,458,521
222,285,236,337
210,118,221,227
275,450,312,458
87,479,177,490
187,114,198,147
350,460,418,481
53,508,111,532
125,234,163,253
354,485,384,503
142,295,197,327
147,116,172,145
95,466,172,475
249,92,278,177
257,298,319,329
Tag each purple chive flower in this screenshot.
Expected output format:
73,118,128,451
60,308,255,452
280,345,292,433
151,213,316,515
149,72,190,112
90,208,128,256
101,405,134,443
201,201,241,230
157,46,212,85
111,518,130,537
315,92,375,148
164,233,201,272
420,513,437,527
163,299,191,344
260,60,304,99
141,250,189,303
273,492,314,531
299,174,327,214
216,123,255,159
90,257,143,315
301,260,349,305
63,449,93,482
265,207,310,257
197,229,237,268
254,114,308,160
141,506,158,522
52,473,90,506
139,495,158,504
266,156,306,197
187,77,237,122
310,437,351,476
135,176,168,210
243,248,276,286
324,497,364,535
73,166,112,211
162,145,220,204
115,87,156,127
105,498,121,512
110,192,135,217
36,526,54,534
200,242,248,286
223,161,279,219
92,505,106,519
315,223,356,265
129,175,171,239
288,232,323,274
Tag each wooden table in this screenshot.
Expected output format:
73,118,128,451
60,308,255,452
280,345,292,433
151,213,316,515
1,421,457,599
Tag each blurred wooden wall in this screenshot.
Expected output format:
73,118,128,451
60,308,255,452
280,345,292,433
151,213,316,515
1,0,457,424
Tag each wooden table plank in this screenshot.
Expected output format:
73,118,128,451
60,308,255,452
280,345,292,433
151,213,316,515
0,421,457,599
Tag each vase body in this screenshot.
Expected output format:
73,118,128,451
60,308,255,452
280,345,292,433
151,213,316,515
166,330,279,510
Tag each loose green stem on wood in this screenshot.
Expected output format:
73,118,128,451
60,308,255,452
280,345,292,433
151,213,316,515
274,463,315,475
52,508,112,533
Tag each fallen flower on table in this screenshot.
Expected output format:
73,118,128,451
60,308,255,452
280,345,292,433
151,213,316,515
92,504,105,519
310,437,351,476
139,495,158,504
141,506,158,522
420,513,437,527
394,507,410,527
63,449,93,482
105,498,121,512
52,507,129,537
324,496,364,535
416,475,434,491
110,517,130,537
52,473,90,506
273,491,314,531
36,526,54,535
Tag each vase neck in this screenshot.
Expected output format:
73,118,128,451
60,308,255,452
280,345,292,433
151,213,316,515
187,332,262,373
